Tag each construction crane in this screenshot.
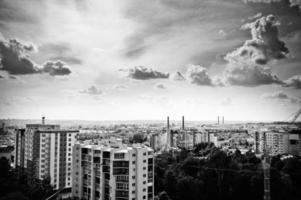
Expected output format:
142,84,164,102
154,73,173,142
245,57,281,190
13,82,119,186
291,108,301,123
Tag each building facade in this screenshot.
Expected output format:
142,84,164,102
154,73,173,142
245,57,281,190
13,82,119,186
254,130,301,156
72,143,154,200
14,122,79,190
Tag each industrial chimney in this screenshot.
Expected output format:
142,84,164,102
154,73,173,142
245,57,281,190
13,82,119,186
166,116,170,149
42,116,45,125
222,116,224,124
182,116,185,130
218,116,220,125
167,116,170,132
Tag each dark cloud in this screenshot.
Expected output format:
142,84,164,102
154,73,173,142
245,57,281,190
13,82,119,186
0,34,72,76
0,38,40,75
225,64,282,86
263,91,300,103
222,14,292,87
185,65,213,86
0,75,4,79
226,15,289,66
122,66,169,80
79,86,102,95
283,75,301,89
42,60,71,76
243,0,301,36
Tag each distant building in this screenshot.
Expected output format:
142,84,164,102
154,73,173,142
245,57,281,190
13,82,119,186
254,130,301,156
194,132,210,145
14,118,79,190
72,143,154,200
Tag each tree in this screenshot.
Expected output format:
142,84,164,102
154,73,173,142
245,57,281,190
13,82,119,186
130,133,147,143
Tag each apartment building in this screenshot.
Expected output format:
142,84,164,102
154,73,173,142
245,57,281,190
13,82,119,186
14,118,79,190
254,130,301,156
72,143,154,200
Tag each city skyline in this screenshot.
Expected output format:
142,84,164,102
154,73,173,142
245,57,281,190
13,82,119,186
1,0,301,121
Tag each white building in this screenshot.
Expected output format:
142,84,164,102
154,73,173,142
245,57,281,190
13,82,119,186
14,119,79,190
254,130,301,156
72,143,154,200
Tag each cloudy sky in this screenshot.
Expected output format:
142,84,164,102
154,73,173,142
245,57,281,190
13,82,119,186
0,0,301,121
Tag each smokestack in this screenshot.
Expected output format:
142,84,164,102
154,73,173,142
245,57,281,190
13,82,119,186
167,116,170,131
166,116,170,149
42,116,45,125
222,116,224,124
218,116,220,124
182,116,185,130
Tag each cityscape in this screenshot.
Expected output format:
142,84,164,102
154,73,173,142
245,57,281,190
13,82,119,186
1,0,301,200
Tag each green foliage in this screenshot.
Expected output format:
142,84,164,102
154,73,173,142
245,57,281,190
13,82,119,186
154,142,301,200
129,133,147,143
0,159,55,200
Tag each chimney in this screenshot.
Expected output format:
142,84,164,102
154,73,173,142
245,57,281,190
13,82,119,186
167,116,170,131
218,116,220,124
222,116,224,124
42,116,45,125
182,116,185,130
166,116,170,149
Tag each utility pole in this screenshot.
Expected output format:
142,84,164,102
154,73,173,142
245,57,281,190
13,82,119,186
262,132,271,200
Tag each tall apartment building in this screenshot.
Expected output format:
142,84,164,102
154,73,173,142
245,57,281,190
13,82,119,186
72,143,154,200
254,130,301,156
14,118,79,190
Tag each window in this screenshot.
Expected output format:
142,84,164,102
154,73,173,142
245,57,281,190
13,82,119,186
132,161,135,164
114,153,125,159
132,183,135,186
143,160,146,163
132,176,135,179
143,181,146,184
143,152,146,156
143,174,146,178
132,153,136,157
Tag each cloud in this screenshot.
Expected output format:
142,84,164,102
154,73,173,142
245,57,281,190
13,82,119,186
169,71,185,81
248,12,262,20
263,91,300,104
224,64,282,86
42,60,71,76
154,83,166,89
79,86,102,95
0,34,72,76
0,75,4,79
121,66,169,80
185,64,213,86
283,75,301,89
226,15,288,65
0,38,40,75
290,0,301,8
222,14,290,87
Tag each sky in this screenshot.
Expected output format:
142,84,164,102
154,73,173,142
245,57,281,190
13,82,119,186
0,0,301,121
